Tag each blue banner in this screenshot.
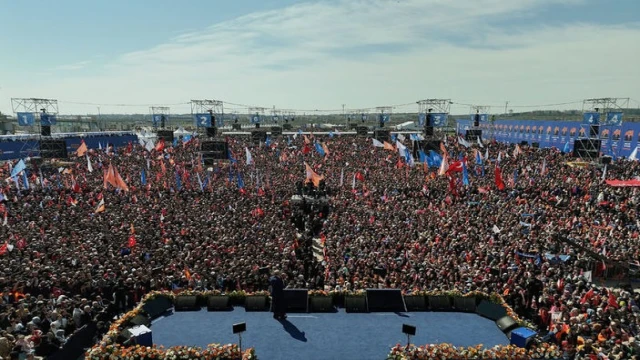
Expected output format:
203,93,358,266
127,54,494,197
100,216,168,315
361,114,368,121
215,114,224,127
250,114,261,124
379,114,390,123
272,115,279,122
583,112,600,125
152,114,165,126
432,113,447,127
40,114,57,126
418,113,426,126
193,113,212,127
606,112,623,126
17,112,35,126
471,114,488,122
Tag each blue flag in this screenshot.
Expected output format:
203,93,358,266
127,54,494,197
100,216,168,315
237,173,245,189
22,171,29,189
328,132,334,138
462,161,469,186
429,150,442,167
11,160,26,178
563,141,570,153
175,171,182,191
513,169,518,185
418,150,427,164
202,174,210,190
141,169,147,185
229,150,237,164
391,134,397,143
265,136,272,147
315,143,325,157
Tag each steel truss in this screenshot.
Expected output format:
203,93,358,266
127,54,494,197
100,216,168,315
578,98,630,160
149,106,170,129
417,99,452,140
10,98,59,157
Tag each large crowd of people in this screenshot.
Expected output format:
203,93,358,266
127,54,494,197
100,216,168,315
0,129,638,359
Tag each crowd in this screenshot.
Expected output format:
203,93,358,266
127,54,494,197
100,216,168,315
0,129,638,359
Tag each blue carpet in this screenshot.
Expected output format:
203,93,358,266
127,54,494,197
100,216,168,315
151,308,508,360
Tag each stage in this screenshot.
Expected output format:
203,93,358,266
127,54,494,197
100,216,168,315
151,308,508,360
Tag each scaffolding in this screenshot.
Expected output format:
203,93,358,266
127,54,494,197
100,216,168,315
578,98,629,160
149,106,170,129
417,99,452,140
10,98,60,157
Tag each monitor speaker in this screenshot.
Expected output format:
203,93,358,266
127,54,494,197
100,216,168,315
496,316,519,336
206,127,217,137
41,125,51,137
40,139,68,159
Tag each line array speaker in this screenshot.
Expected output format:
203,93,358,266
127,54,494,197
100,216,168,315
424,126,434,137
373,129,390,143
200,140,229,165
40,139,68,159
251,130,267,143
206,127,217,137
465,129,482,141
356,126,368,136
156,130,174,143
41,125,51,137
271,126,282,136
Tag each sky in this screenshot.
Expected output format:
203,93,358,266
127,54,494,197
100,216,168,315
1,0,639,116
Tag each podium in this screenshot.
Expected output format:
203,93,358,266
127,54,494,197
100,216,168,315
128,325,153,347
510,327,536,348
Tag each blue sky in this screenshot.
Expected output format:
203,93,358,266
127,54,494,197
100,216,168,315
1,0,639,115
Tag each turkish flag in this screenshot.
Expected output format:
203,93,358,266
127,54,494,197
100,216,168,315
127,235,136,248
495,167,506,191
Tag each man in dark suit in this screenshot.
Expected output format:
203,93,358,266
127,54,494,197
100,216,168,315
269,270,287,320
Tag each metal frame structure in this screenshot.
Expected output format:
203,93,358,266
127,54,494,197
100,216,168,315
578,98,629,160
191,100,224,133
417,99,452,140
270,108,282,124
417,99,451,115
10,98,60,157
149,106,170,129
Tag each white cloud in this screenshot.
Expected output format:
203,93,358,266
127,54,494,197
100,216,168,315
56,61,91,71
3,0,639,115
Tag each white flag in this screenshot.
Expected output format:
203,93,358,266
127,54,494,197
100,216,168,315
372,138,384,148
492,225,501,234
245,147,253,165
458,136,471,148
86,154,93,173
602,164,607,181
397,134,406,142
477,136,484,148
340,169,344,187
630,147,638,161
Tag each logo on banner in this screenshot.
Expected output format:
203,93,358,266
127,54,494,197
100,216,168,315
418,113,426,126
152,114,163,125
606,112,623,126
583,112,600,125
251,115,261,124
613,129,621,141
193,113,212,127
433,114,447,126
273,116,279,122
17,112,35,126
40,114,57,126
361,114,367,121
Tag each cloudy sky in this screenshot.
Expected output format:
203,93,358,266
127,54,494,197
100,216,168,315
1,0,639,115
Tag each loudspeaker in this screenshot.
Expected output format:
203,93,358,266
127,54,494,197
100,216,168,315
496,316,519,336
601,156,612,165
366,289,406,312
156,130,174,142
373,129,390,143
402,324,416,336
282,124,292,130
41,125,51,136
271,126,282,136
40,139,68,159
142,296,173,320
453,297,477,312
404,295,427,311
465,129,482,141
356,126,368,136
232,124,242,130
201,140,229,161
476,300,507,321
345,296,368,313
283,289,308,313
531,142,540,149
207,295,231,311
424,126,434,137
510,327,537,348
251,130,267,143
174,295,198,311
520,141,528,146
232,323,246,334
590,125,599,138
349,123,359,130
206,127,217,137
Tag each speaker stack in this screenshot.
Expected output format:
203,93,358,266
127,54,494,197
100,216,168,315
206,127,217,137
373,129,390,143
465,129,482,141
412,140,440,158
271,126,283,136
356,126,368,136
200,140,229,165
251,130,267,143
41,126,51,137
232,123,242,131
156,130,174,143
40,139,68,159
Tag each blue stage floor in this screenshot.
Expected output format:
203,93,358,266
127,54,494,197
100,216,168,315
151,308,508,360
